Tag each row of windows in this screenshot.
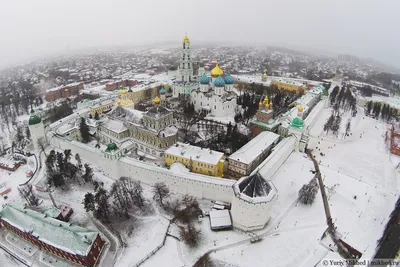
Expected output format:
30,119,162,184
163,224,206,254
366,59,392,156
165,154,216,169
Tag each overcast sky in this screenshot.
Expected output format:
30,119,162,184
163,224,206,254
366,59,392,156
1,0,399,69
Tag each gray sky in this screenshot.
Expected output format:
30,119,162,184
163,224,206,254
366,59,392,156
1,0,399,69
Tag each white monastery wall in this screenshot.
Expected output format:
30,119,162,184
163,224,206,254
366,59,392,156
48,135,234,203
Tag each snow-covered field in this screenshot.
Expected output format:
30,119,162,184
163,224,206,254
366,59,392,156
142,104,398,267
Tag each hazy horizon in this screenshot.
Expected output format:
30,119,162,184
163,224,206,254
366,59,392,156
1,0,399,70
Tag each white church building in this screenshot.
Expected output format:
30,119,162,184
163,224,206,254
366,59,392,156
172,34,237,117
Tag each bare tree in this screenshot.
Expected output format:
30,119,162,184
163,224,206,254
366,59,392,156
18,184,40,206
193,254,215,267
152,182,170,207
179,223,200,247
37,137,47,157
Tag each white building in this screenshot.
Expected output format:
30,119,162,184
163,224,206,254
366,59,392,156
227,131,280,178
172,34,237,117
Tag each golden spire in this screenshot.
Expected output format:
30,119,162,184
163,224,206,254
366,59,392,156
183,33,190,43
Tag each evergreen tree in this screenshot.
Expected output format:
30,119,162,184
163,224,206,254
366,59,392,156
373,102,381,118
79,117,91,143
330,86,339,106
345,121,351,137
82,163,94,183
323,114,335,135
50,172,65,188
298,178,319,205
25,126,31,140
75,153,83,176
94,184,110,221
15,126,24,143
56,152,64,173
94,112,99,120
83,192,95,212
89,114,93,119
331,115,342,137
45,150,56,172
336,86,346,106
366,101,373,114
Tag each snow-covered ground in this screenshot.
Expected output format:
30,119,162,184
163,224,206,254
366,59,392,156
142,104,398,267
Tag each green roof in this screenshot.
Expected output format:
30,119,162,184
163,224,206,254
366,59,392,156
250,119,280,130
43,206,61,218
28,113,42,125
291,117,304,129
0,203,99,256
105,143,118,152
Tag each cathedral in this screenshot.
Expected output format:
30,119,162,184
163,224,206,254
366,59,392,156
172,34,237,117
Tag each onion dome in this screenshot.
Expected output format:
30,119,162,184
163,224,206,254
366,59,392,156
153,96,161,104
105,143,118,152
199,74,209,85
258,101,263,109
28,111,41,126
224,74,235,84
298,105,304,113
183,33,190,43
160,87,167,94
121,89,127,95
263,72,268,79
214,76,225,87
211,63,224,78
116,100,121,105
291,117,304,129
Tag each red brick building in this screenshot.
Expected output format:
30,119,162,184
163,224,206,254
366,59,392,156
45,82,84,102
390,124,400,156
105,79,140,91
0,203,105,267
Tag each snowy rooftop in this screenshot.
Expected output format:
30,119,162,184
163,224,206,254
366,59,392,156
0,203,99,256
102,118,128,134
228,131,280,164
165,142,224,165
159,125,178,138
209,210,232,230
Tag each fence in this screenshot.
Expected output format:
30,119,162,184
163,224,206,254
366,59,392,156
132,220,171,267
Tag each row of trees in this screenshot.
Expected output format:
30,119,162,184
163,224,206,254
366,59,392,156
366,101,398,122
329,85,357,115
46,149,93,188
83,177,145,221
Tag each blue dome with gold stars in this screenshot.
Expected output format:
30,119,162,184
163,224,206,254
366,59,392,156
199,74,209,85
214,75,225,87
224,74,235,85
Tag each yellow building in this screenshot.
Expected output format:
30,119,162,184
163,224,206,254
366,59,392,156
164,142,224,177
271,80,306,94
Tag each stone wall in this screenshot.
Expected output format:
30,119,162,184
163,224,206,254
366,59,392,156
48,135,235,203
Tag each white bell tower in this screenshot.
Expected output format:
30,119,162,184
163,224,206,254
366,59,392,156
178,33,193,83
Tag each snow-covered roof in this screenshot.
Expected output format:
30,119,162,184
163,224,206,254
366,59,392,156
43,206,61,218
228,131,280,164
0,203,99,256
102,119,128,134
159,125,178,138
255,136,296,179
165,142,224,165
209,210,232,230
56,122,77,135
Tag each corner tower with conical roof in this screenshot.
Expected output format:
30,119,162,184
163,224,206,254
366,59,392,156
28,109,46,150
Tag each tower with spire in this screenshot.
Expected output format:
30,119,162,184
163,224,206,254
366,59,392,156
178,33,193,83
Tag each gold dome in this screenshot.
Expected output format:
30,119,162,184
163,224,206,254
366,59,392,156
263,72,268,79
117,100,121,105
298,105,304,113
121,89,127,95
153,96,161,104
183,33,190,43
263,97,269,103
258,101,263,108
211,63,224,78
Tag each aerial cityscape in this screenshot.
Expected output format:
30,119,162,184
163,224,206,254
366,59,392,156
0,1,399,267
